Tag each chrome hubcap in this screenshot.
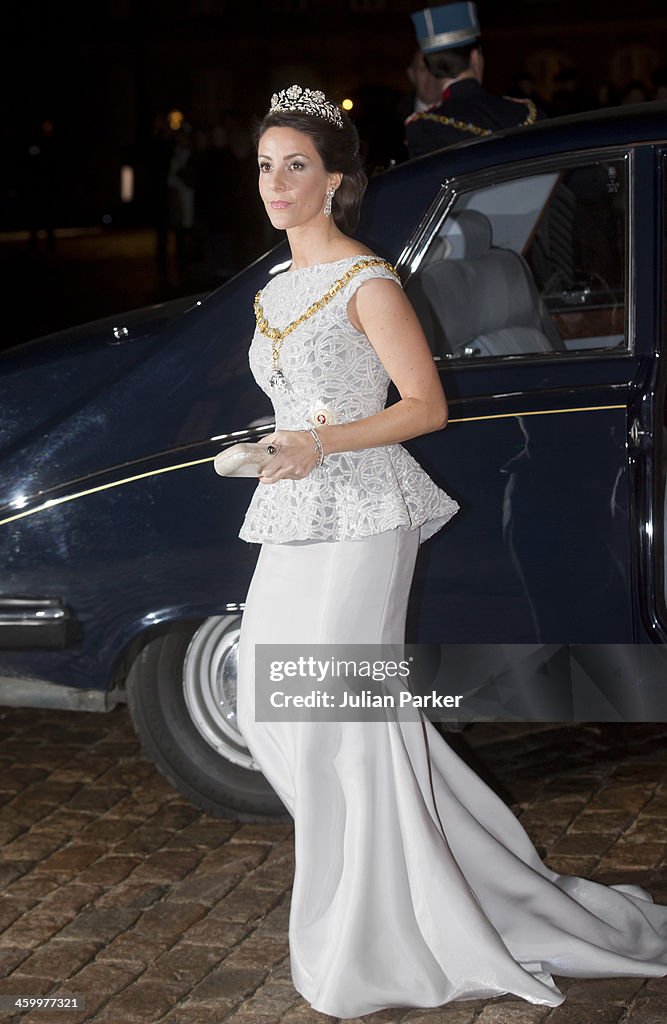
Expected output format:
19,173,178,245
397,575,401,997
183,615,257,770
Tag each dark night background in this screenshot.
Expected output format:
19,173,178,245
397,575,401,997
1,0,665,346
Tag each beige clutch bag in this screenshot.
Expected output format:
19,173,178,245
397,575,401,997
213,442,275,478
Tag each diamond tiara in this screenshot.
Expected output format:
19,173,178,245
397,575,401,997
268,85,344,130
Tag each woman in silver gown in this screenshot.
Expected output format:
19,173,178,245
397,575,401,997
235,84,667,1019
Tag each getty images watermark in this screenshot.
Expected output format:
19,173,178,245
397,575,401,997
254,644,463,722
253,644,667,723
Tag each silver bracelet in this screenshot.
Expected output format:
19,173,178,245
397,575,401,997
305,427,324,467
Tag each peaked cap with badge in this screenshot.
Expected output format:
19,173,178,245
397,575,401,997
412,1,480,54
406,2,541,159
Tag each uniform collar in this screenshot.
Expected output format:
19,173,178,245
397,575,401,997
442,77,483,101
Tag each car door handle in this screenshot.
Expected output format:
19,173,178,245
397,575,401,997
629,418,650,448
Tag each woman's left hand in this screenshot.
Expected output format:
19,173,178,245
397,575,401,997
259,430,319,484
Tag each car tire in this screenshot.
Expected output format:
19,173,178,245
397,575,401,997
125,617,290,822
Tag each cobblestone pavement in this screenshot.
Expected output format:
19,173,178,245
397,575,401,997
1,709,667,1024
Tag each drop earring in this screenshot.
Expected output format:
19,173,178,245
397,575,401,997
323,187,336,217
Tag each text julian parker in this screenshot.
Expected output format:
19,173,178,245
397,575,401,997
269,690,463,709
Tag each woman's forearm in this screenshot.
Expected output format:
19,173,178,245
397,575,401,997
315,393,448,457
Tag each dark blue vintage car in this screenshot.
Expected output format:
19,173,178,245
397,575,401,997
1,103,666,819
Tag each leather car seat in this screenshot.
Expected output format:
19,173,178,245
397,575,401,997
406,210,564,359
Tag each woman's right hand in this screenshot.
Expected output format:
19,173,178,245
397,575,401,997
259,429,320,484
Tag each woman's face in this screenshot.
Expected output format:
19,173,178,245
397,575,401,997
257,126,341,230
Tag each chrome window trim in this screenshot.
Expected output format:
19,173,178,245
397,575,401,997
397,144,637,369
627,147,636,362
650,146,667,640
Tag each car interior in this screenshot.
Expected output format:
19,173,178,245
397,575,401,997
406,209,564,359
406,163,626,361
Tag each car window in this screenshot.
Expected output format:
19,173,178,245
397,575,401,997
406,157,627,361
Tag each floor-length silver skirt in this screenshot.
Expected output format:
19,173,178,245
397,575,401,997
237,528,667,1019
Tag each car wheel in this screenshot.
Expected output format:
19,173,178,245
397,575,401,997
125,616,290,821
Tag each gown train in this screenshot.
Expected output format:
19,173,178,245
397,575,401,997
236,528,667,1019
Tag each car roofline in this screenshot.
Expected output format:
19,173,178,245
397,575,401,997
405,99,667,162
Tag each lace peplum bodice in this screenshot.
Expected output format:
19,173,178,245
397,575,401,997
238,254,460,543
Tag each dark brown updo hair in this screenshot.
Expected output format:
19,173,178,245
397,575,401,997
253,107,367,235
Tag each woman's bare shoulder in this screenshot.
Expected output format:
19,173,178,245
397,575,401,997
335,240,376,260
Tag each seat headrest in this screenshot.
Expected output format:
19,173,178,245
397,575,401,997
444,210,493,260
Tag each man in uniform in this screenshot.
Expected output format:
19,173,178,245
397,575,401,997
406,2,542,159
405,48,443,117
